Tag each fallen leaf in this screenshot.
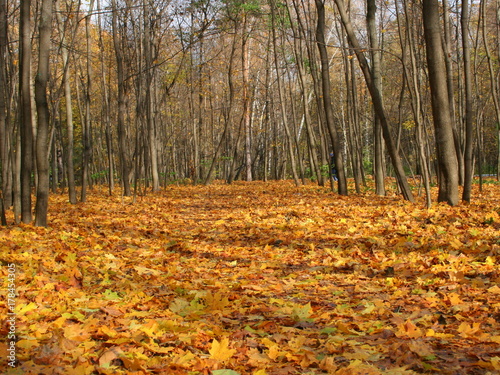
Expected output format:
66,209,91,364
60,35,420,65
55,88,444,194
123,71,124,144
209,337,237,362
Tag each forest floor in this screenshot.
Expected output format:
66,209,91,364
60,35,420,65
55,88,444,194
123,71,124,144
1,179,500,375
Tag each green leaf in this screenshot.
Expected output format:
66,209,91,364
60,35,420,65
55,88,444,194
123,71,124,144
103,289,122,301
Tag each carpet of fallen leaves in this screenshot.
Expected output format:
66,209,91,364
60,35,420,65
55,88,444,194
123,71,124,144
1,180,500,375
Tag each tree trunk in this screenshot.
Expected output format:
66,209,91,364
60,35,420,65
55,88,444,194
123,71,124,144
144,5,159,192
366,0,385,196
315,0,347,195
399,0,432,207
442,0,464,185
81,2,94,203
461,0,474,202
422,0,459,205
270,0,300,186
112,0,131,196
204,22,238,185
19,0,33,223
97,0,114,195
334,0,414,202
56,0,77,204
0,0,10,216
34,0,53,227
480,0,500,182
242,14,253,182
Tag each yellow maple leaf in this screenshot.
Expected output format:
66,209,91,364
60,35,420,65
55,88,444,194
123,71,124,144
268,345,283,360
209,337,237,362
447,293,463,306
396,319,423,338
204,291,229,311
457,322,488,339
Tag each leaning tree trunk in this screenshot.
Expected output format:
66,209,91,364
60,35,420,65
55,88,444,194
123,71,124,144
334,0,414,202
34,0,53,227
422,0,459,205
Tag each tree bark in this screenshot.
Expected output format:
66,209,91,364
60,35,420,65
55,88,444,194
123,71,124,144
19,0,33,223
480,0,500,182
442,0,463,185
81,1,94,203
112,0,131,196
56,0,77,204
315,0,347,195
270,0,300,186
143,3,159,192
398,0,432,207
461,0,473,202
366,0,385,196
242,14,253,182
422,0,459,205
97,0,114,195
334,0,414,202
0,0,11,216
34,0,53,226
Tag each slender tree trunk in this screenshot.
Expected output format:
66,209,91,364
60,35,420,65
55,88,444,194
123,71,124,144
14,130,21,222
112,0,131,196
56,0,77,204
19,0,33,223
292,0,331,185
81,2,94,203
422,0,459,205
315,0,347,194
442,0,464,186
461,0,474,202
97,0,114,195
367,0,385,196
242,14,253,182
144,5,159,192
34,0,53,227
399,0,432,207
334,0,414,201
270,0,300,186
0,0,9,217
204,24,238,185
480,0,500,182
338,23,362,192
